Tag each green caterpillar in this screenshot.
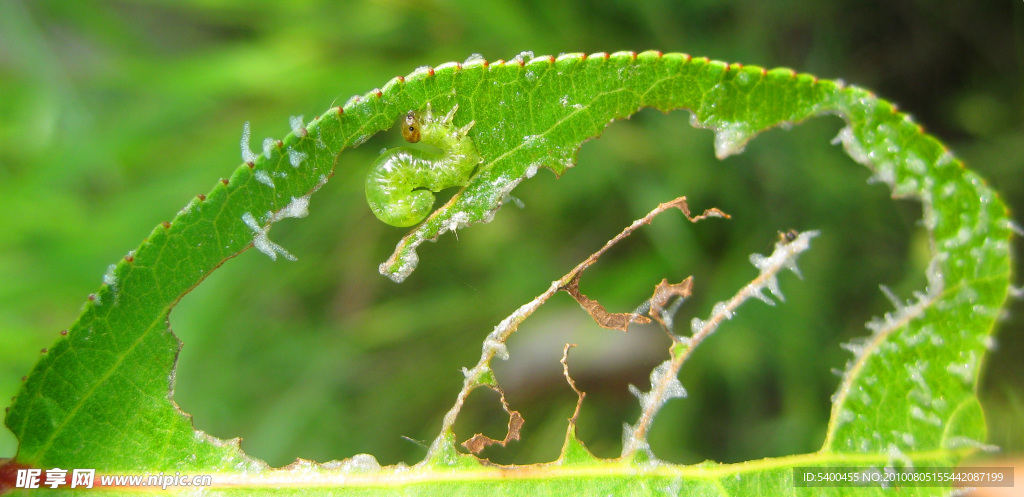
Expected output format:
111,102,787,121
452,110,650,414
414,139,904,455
365,104,482,227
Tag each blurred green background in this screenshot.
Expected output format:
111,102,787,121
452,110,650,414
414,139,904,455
1,0,1021,469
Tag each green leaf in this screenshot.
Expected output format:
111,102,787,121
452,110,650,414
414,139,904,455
4,51,1012,494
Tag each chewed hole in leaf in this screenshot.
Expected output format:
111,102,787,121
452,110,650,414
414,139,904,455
450,387,522,460
183,108,920,472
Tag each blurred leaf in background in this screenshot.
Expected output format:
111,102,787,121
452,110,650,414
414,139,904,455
1,0,1021,469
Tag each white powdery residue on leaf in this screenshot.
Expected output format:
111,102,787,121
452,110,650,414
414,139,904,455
1007,219,1024,237
749,231,818,280
865,314,893,335
510,50,535,65
463,53,486,65
338,454,380,473
906,360,932,405
435,62,460,72
909,405,942,427
482,337,509,361
878,340,901,355
178,199,194,216
289,115,304,135
242,212,296,262
502,194,525,209
920,196,939,232
269,195,311,223
867,159,897,187
620,422,652,461
879,285,903,310
944,436,999,452
973,304,997,318
866,255,946,337
649,360,687,402
628,360,687,443
858,390,871,405
900,324,929,346
627,384,643,400
832,126,868,163
952,225,975,248
945,350,978,384
520,134,548,154
893,170,922,197
691,231,818,342
103,264,117,287
904,151,927,175
711,302,733,320
688,112,753,160
313,126,327,150
254,170,275,188
940,180,958,199
288,149,307,168
886,443,914,469
751,288,775,306
410,66,433,79
689,317,705,335
659,478,684,496
259,174,325,224
484,279,562,349
935,149,956,168
946,286,981,325
263,138,275,159
839,338,867,358
712,122,754,159
352,134,371,147
381,245,419,284
241,122,257,163
835,408,855,427
442,211,470,235
924,253,947,296
764,275,784,302
343,95,362,108
748,253,767,271
652,297,686,333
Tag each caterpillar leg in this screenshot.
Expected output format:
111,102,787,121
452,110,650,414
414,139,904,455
439,104,475,137
441,104,458,125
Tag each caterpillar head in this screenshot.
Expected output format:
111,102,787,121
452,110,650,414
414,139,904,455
402,111,421,143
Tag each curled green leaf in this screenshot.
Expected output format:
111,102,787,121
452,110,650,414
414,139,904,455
2,51,1013,496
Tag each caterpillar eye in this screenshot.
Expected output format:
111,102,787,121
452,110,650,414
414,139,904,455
402,111,422,143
